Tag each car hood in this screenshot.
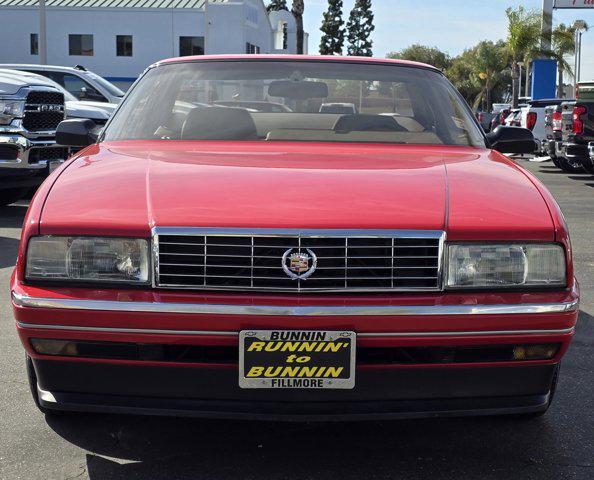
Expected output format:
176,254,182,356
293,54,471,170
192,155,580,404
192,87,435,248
40,142,554,240
0,68,58,95
65,101,111,121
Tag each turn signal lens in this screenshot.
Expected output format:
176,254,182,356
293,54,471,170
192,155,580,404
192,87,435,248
30,339,78,356
512,344,559,361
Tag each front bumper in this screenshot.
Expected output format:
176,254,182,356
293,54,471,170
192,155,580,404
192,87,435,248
0,131,68,188
33,360,556,420
13,281,579,420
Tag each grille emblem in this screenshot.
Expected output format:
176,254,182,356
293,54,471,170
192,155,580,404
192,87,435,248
282,248,317,280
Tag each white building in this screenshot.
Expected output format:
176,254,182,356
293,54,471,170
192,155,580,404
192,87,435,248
0,0,308,84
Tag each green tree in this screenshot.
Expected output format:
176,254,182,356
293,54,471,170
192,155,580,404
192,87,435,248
346,0,375,57
468,41,509,111
445,41,510,111
319,0,345,55
387,44,452,71
505,6,541,107
292,0,305,54
550,23,588,97
266,0,287,12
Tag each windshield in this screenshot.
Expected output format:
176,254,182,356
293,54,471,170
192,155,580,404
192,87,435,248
103,60,485,147
87,72,125,97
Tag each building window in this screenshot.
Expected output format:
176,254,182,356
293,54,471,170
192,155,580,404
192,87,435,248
179,36,204,56
246,43,260,54
116,35,133,57
69,34,93,56
30,33,38,55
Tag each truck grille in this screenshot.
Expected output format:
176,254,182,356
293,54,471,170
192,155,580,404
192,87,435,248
154,229,443,292
23,90,65,132
28,147,69,165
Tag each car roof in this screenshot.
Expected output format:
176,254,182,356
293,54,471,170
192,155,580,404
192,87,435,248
0,64,87,74
155,54,441,73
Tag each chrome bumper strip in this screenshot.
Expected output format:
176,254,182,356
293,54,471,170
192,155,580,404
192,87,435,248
12,292,579,316
17,321,574,338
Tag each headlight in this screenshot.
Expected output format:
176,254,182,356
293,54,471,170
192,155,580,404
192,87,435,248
0,99,25,125
26,236,149,284
446,244,566,289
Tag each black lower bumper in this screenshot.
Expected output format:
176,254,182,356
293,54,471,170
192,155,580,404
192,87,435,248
33,360,556,420
0,167,47,190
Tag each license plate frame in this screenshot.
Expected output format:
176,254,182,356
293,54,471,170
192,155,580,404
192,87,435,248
239,330,356,390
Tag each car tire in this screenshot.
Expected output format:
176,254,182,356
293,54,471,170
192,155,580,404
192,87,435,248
557,157,584,173
0,187,28,207
580,155,594,174
25,355,66,416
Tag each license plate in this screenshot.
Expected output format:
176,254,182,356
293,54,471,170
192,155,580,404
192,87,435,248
239,330,355,389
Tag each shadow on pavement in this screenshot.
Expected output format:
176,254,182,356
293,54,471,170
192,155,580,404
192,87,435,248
0,204,26,269
0,204,27,229
45,311,594,479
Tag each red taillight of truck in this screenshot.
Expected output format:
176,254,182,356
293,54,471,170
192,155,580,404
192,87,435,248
552,111,563,132
527,112,537,131
573,106,587,135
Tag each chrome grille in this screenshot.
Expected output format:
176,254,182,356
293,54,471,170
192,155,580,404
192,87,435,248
154,229,443,292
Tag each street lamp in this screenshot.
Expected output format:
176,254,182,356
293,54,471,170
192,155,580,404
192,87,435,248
39,0,47,64
573,20,588,89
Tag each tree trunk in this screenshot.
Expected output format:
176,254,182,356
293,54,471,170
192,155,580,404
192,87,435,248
557,67,565,98
486,78,491,112
296,15,304,54
511,61,520,108
524,61,531,98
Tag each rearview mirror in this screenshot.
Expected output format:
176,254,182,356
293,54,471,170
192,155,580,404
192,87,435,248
268,80,329,100
56,118,100,147
486,126,536,154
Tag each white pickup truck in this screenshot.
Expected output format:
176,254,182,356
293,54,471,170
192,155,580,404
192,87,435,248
0,69,111,206
519,98,565,155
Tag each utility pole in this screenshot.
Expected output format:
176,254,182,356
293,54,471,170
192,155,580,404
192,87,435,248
39,0,47,64
540,0,554,52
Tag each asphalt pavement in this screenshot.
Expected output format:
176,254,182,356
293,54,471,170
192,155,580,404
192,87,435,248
0,158,592,480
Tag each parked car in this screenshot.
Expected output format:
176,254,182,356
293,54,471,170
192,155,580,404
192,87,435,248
491,103,511,113
13,55,576,421
560,87,594,173
213,101,292,113
0,69,67,206
519,99,566,155
319,102,358,114
0,69,116,123
476,111,495,132
589,142,594,164
0,64,125,104
505,108,522,127
489,109,509,131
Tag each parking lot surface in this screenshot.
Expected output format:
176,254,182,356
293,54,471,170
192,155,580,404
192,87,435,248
0,159,593,480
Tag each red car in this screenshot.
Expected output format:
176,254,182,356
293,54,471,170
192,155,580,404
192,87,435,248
12,55,578,420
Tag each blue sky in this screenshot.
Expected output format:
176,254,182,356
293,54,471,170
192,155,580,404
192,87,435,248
303,0,594,81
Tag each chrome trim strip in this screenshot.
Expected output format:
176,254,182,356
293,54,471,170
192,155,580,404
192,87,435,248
152,227,447,238
12,292,579,316
17,321,574,338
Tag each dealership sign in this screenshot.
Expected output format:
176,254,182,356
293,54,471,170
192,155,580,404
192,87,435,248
554,0,594,8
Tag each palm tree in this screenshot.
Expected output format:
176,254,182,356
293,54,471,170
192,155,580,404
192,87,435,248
550,23,588,97
505,7,541,107
469,41,509,111
292,0,305,54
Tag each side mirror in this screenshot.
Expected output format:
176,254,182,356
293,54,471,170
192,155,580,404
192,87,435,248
486,126,536,154
56,118,99,147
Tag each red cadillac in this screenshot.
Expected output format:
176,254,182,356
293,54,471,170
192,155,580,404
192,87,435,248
12,56,579,420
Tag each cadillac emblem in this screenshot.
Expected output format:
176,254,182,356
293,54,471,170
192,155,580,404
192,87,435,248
282,248,317,280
